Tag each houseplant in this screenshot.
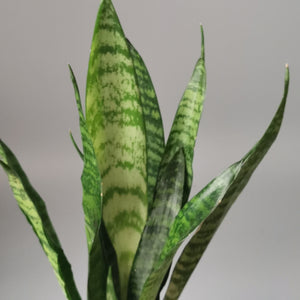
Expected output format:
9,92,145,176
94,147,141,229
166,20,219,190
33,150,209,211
0,0,289,299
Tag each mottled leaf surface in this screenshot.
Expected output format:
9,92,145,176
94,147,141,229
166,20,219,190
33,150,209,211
164,66,290,300
0,140,81,300
140,66,289,300
85,0,147,297
128,149,185,300
140,161,241,300
69,65,106,300
127,39,165,212
163,26,206,205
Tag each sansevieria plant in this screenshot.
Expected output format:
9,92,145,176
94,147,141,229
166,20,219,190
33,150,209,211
0,0,290,299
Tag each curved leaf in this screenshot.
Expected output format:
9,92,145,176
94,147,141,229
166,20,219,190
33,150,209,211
139,161,242,300
85,0,147,297
69,130,84,160
127,38,165,213
164,65,290,300
128,148,185,300
69,65,106,299
140,65,289,300
0,140,81,300
163,26,206,205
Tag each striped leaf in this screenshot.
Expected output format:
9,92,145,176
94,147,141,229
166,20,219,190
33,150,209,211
127,38,165,212
136,65,290,300
163,26,206,205
128,148,185,300
85,0,147,297
164,65,290,300
0,140,81,300
69,65,106,299
139,161,242,300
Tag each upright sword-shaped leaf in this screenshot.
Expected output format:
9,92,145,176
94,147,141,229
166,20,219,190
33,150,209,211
69,65,107,300
140,161,242,300
139,65,289,300
127,39,165,213
128,27,206,300
128,148,186,300
164,65,290,300
163,26,206,205
0,140,81,300
85,0,147,297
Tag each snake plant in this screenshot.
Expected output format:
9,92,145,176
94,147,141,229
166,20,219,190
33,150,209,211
0,0,289,299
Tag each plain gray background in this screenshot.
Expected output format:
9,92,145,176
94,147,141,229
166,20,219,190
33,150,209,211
0,0,299,299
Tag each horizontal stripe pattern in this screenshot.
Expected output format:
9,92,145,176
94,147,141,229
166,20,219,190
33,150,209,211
164,26,206,205
129,149,185,300
127,39,165,212
85,0,147,298
164,66,290,300
0,140,81,300
140,162,241,300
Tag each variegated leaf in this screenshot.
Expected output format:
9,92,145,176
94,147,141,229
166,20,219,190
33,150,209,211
162,26,206,205
128,148,185,300
0,140,81,300
69,65,106,300
140,65,289,300
127,39,165,213
85,0,147,297
164,65,290,300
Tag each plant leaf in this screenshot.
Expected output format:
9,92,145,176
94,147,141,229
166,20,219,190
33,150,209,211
140,161,242,300
163,25,206,205
69,130,84,160
69,65,106,299
164,65,290,300
85,0,148,297
0,140,81,300
128,148,186,300
107,267,118,300
127,38,165,213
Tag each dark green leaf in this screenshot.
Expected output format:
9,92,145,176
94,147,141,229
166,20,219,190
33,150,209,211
164,65,290,300
128,149,185,300
0,140,81,300
69,130,84,160
139,161,241,300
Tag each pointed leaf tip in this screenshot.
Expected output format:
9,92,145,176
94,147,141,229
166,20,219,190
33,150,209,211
283,64,290,100
0,140,81,300
200,25,205,60
68,64,75,80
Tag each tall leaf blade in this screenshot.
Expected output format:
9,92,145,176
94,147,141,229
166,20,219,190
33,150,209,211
164,65,290,300
85,0,147,297
127,39,165,212
139,161,242,300
0,140,81,300
140,66,289,300
69,65,106,299
128,149,185,300
163,26,206,205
